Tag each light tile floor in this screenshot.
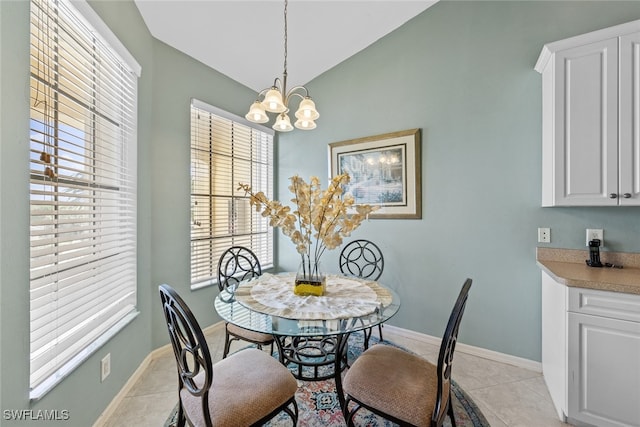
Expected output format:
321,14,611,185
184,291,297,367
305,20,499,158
99,323,573,427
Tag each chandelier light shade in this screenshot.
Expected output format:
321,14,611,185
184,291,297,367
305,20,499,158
274,113,294,132
261,88,287,113
245,0,319,132
246,101,269,123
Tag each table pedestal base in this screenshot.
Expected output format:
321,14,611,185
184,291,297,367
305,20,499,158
274,335,349,381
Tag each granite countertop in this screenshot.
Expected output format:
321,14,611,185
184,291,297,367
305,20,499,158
536,247,640,295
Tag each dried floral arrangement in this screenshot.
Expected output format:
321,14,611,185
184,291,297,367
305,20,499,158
238,174,378,281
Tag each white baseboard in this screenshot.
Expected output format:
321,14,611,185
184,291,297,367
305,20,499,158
92,323,224,427
92,351,156,427
383,324,542,373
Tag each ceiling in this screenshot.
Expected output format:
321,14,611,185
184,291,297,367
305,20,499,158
134,0,438,93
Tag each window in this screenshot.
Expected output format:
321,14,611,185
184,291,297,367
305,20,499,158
190,99,274,288
29,0,139,398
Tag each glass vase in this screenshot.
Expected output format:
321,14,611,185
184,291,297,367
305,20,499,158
294,256,326,296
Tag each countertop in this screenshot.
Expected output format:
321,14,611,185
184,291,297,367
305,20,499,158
536,247,640,295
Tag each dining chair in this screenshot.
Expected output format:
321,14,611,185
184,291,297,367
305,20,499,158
217,246,275,358
159,284,298,427
341,278,473,427
339,239,385,348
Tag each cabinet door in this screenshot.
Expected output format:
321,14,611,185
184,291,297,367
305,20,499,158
554,39,619,206
620,32,640,206
568,312,640,427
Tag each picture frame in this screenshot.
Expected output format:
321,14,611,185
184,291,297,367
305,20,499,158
329,128,422,219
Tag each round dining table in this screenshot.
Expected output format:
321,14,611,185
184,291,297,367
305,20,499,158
213,272,401,408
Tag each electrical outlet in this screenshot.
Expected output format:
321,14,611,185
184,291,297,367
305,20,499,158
586,229,603,246
538,227,551,243
101,353,111,382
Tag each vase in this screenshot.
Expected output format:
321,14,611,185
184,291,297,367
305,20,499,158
294,256,326,296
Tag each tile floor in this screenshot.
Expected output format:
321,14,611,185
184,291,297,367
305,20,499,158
98,323,573,427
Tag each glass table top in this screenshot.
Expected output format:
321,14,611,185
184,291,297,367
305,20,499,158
214,277,400,337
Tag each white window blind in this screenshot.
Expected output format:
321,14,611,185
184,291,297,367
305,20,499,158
29,0,138,397
190,100,274,288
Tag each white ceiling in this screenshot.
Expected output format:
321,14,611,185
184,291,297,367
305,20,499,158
134,0,438,92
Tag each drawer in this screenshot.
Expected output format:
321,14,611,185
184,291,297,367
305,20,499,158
568,287,640,323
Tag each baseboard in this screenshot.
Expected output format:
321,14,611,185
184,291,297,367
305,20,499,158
92,351,156,427
93,323,225,427
383,324,542,373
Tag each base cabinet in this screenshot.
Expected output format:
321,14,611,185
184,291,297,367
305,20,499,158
541,272,568,420
568,312,640,426
542,272,640,426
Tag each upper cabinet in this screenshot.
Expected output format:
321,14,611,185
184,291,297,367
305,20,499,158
535,20,640,207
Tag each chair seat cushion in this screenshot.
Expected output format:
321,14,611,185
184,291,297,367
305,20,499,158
226,323,274,343
180,348,297,426
343,344,440,426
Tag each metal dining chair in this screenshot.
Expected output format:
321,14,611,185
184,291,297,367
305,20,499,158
217,246,275,358
341,278,473,427
339,239,385,348
159,284,298,427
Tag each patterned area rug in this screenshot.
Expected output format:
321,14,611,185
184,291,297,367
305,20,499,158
164,334,490,426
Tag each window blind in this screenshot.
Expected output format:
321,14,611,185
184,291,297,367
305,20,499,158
29,0,138,396
190,100,274,288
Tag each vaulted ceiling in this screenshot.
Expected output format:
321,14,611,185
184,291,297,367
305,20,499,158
134,1,438,92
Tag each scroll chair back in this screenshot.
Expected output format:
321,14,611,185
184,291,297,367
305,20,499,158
339,239,384,281
339,239,385,347
159,284,298,427
217,246,274,358
217,246,262,294
341,278,473,427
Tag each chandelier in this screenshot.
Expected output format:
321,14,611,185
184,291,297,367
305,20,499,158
245,0,319,132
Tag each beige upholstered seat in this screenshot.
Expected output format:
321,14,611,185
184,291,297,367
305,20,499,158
180,348,298,426
217,246,274,358
343,345,440,425
159,284,298,427
341,278,473,427
225,323,274,344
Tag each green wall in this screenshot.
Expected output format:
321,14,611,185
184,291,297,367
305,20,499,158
147,37,262,346
277,0,640,361
2,1,640,425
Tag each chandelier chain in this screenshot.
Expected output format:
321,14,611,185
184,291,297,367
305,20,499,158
283,0,288,77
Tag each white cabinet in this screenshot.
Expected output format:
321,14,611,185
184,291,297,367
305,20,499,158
541,272,568,421
567,287,640,427
535,20,640,206
620,32,640,206
542,271,640,426
568,313,640,427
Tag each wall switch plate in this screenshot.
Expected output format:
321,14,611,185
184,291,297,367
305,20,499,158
538,227,551,243
101,353,111,382
586,229,603,246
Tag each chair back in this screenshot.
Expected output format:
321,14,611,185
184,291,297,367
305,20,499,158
217,246,262,293
339,239,384,281
432,278,473,426
159,284,213,425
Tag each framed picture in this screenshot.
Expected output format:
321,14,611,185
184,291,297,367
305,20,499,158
329,128,421,219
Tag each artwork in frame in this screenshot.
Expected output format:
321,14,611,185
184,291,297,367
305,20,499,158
329,128,421,219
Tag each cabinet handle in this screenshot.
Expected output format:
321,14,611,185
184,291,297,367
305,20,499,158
623,193,632,198
609,193,618,199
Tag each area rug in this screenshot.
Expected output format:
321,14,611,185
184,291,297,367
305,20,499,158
164,334,490,426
